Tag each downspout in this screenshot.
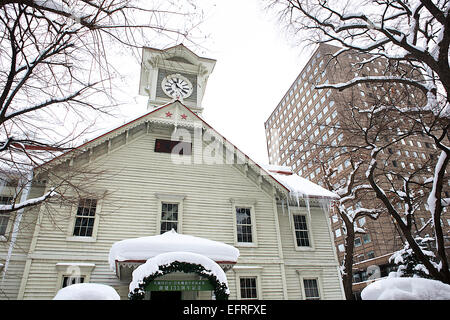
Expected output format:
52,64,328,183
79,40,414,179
1,169,33,283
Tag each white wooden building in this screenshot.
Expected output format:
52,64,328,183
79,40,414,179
0,44,345,300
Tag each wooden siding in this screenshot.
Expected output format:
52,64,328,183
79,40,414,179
278,204,344,299
6,117,343,300
0,183,44,299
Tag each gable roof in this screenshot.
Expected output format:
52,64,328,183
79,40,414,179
37,100,337,199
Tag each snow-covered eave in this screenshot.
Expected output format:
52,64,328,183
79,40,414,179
279,191,339,201
263,167,339,200
109,230,241,278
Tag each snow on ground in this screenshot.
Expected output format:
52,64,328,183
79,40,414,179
109,229,240,272
361,275,450,300
129,251,229,294
53,283,120,300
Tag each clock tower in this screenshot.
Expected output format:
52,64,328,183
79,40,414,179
138,44,216,115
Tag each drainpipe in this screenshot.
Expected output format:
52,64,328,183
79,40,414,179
1,169,34,283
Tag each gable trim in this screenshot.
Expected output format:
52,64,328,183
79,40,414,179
36,100,290,194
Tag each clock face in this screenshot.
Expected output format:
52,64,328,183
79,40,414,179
161,74,193,99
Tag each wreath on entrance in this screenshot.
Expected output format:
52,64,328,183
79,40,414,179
128,261,229,300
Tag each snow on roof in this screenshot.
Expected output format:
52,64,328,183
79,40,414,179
262,165,338,199
261,164,293,174
361,276,450,300
53,283,120,300
108,230,240,272
129,251,229,294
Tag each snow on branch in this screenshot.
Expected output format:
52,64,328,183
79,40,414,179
31,0,93,28
427,151,448,216
315,75,430,93
0,187,58,213
442,198,450,207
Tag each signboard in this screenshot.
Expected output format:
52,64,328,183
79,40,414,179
146,280,214,291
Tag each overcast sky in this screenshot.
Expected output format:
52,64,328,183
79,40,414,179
199,0,310,165
109,0,314,165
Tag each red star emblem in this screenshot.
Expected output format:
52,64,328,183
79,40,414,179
165,111,172,118
181,114,187,120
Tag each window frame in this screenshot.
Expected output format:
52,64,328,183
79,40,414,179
230,199,258,247
302,278,321,300
155,193,185,235
159,202,180,234
233,266,263,300
0,196,13,241
72,198,97,237
297,268,323,300
154,138,192,156
66,198,101,243
55,262,95,294
291,207,314,251
62,275,85,288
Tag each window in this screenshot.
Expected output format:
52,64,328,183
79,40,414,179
239,277,258,300
363,233,371,244
367,251,375,259
354,237,362,247
303,279,320,300
359,217,366,226
62,276,85,288
236,207,253,243
154,139,192,155
55,262,95,292
160,203,179,234
73,199,97,237
0,196,12,237
293,214,310,247
0,213,9,237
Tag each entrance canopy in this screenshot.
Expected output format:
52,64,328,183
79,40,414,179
129,251,230,299
108,230,239,279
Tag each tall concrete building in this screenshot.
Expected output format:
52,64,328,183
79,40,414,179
264,43,450,298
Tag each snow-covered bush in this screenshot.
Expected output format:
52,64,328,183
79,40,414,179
389,237,438,278
361,276,450,300
53,283,120,300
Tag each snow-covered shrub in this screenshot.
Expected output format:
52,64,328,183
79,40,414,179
361,276,450,300
389,237,438,279
53,283,120,300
